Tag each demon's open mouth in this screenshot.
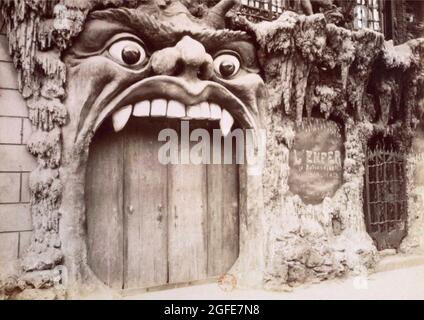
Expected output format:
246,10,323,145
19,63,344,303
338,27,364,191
85,91,242,290
84,74,251,291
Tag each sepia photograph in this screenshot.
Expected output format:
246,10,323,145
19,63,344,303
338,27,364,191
0,0,423,308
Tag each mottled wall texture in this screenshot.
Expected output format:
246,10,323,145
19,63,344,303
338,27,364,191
0,0,423,299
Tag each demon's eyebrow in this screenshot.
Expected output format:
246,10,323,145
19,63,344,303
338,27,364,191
88,7,252,48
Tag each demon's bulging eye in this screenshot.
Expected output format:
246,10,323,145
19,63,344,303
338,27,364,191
213,52,241,79
108,40,147,66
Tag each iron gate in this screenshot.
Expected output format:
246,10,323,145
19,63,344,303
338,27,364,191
364,144,408,250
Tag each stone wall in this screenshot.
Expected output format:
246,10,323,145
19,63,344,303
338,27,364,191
0,14,35,279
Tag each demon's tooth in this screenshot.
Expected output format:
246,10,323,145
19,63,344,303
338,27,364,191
187,104,202,118
199,102,210,119
209,103,221,120
151,99,167,117
133,100,150,117
167,100,186,118
112,105,132,132
220,109,234,137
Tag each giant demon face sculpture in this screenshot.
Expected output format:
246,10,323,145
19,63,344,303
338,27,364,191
64,1,264,147
58,0,267,291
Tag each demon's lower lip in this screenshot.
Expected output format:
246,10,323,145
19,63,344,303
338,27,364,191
92,75,256,133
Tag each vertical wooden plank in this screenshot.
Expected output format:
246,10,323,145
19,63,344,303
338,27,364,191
123,119,168,289
168,122,208,284
85,122,124,289
207,135,239,277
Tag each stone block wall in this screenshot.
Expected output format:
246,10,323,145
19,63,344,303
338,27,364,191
0,14,36,277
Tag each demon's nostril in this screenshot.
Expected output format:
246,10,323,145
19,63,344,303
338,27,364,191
197,67,206,80
173,59,212,80
173,59,185,76
197,62,213,80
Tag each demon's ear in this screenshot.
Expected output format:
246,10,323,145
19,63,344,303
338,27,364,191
202,0,240,29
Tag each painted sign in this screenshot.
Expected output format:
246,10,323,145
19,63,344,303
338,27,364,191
288,118,344,204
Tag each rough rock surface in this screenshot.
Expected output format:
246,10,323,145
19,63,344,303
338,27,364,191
231,11,424,287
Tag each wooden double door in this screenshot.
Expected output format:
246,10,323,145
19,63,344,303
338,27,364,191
85,118,239,290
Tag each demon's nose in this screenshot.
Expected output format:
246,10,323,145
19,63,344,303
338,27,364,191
150,36,214,81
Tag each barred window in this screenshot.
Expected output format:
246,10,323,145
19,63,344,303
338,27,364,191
272,0,285,14
353,0,383,32
240,0,288,20
241,0,267,10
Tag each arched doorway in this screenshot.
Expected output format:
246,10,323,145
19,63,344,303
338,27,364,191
85,117,240,290
364,135,408,250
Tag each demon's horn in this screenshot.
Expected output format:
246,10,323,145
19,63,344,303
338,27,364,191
203,0,240,29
